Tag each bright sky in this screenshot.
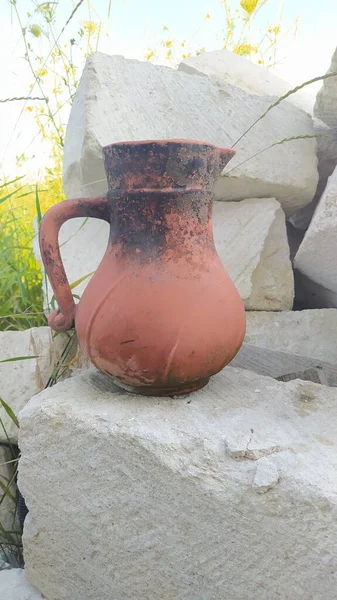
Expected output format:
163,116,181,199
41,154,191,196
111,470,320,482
0,0,336,178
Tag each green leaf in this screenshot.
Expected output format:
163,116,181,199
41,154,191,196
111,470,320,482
49,272,94,313
60,217,88,247
0,187,25,205
0,398,19,428
0,478,16,503
0,355,39,363
69,271,95,290
15,191,34,200
0,176,25,190
35,182,42,227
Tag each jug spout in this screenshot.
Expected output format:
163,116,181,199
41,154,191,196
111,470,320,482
218,146,235,173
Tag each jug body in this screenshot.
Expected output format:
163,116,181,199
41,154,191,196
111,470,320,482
39,139,246,395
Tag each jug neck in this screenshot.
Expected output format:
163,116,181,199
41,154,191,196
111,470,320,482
103,140,235,264
108,188,214,261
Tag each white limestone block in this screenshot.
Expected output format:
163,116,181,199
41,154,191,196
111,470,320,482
314,46,337,129
245,309,337,362
62,53,318,216
213,198,293,310
289,118,337,231
18,368,337,600
0,328,67,442
294,164,337,300
180,49,312,113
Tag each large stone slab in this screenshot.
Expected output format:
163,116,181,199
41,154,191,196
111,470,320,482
213,198,293,310
245,309,337,362
63,52,318,216
0,328,68,442
289,48,337,235
294,164,337,302
34,198,293,314
0,569,43,599
314,46,337,129
289,118,337,231
19,368,337,600
180,49,312,113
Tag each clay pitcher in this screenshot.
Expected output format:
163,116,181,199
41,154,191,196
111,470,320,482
39,139,246,395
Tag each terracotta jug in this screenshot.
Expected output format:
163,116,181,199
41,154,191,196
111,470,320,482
39,140,246,395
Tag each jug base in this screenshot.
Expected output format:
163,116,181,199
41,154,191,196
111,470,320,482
112,377,210,397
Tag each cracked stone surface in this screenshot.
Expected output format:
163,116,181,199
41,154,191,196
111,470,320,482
18,367,337,600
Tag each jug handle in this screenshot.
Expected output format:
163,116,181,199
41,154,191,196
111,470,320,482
39,196,110,332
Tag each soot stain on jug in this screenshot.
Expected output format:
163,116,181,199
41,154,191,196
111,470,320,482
108,189,211,264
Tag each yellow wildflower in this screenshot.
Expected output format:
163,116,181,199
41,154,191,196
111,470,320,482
268,25,281,35
82,21,99,35
144,49,155,61
240,0,259,15
234,42,258,56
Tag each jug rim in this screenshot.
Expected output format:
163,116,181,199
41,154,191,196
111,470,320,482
103,138,235,155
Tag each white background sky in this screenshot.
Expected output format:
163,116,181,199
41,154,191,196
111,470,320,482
0,0,336,178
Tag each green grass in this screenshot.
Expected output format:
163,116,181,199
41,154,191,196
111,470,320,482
0,399,22,568
0,179,47,331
